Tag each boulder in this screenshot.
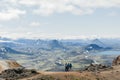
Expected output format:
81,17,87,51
0,60,22,73
0,67,38,79
112,55,120,66
0,60,38,79
84,64,112,72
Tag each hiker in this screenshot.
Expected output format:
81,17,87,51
65,63,69,72
69,63,72,70
65,63,72,71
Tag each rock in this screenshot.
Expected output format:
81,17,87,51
0,67,38,80
0,60,39,79
84,64,112,72
0,60,22,73
112,55,120,66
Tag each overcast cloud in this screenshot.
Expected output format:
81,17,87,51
0,0,120,39
0,0,120,19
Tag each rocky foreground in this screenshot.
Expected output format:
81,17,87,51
0,55,120,80
0,68,38,80
21,65,120,80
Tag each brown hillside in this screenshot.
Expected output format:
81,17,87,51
0,60,22,73
21,65,120,80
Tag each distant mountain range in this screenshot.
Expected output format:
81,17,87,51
0,47,20,54
0,37,119,70
0,37,118,55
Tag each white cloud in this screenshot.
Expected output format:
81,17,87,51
18,0,120,16
30,22,41,27
0,8,26,21
1,0,120,16
0,0,26,21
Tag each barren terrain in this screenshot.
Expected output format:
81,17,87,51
21,65,120,80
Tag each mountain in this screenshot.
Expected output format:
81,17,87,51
85,44,103,51
0,47,22,54
0,37,118,71
99,38,120,49
49,40,64,49
0,37,12,41
85,43,112,51
91,39,106,47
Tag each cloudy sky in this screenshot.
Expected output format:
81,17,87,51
0,0,120,39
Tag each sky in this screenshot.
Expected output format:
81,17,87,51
0,0,120,39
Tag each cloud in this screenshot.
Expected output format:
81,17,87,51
2,33,120,39
1,0,120,16
0,8,26,21
18,0,120,16
0,0,26,21
29,22,41,27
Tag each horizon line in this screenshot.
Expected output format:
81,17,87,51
0,35,120,40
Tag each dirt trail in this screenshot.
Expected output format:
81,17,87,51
20,71,82,80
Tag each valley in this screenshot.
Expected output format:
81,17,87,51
0,37,120,71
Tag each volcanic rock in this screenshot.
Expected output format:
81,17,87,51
0,60,22,73
84,64,112,72
112,55,120,66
